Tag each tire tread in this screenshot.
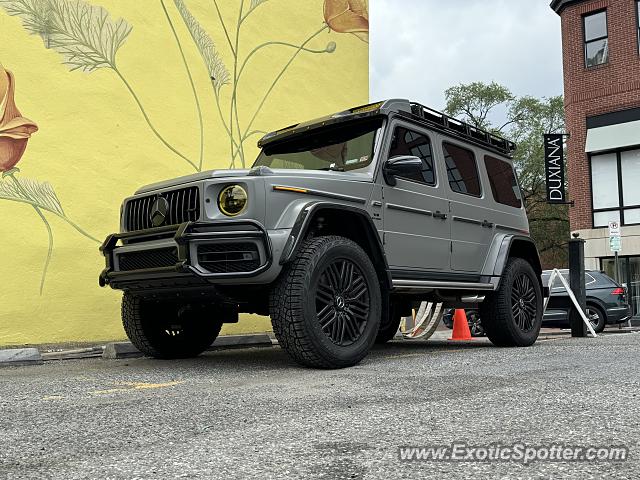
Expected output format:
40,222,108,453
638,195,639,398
269,235,380,368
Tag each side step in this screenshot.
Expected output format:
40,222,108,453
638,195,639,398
392,279,495,291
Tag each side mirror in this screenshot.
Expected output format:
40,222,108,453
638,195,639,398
383,156,423,186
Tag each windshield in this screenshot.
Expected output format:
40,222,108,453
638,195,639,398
253,118,381,171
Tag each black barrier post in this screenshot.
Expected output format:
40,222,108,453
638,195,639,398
568,235,587,337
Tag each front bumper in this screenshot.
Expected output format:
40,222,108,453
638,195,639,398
99,221,273,290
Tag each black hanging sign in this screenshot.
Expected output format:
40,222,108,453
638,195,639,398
544,134,566,204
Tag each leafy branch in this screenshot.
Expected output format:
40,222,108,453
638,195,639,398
0,172,65,216
1,0,199,171
174,0,230,92
161,0,204,171
0,170,99,242
174,0,243,166
241,0,267,23
0,0,131,71
231,25,330,165
174,1,333,168
1,168,99,293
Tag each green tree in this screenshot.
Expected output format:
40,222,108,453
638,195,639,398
444,82,569,268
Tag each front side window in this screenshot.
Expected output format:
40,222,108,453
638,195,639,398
253,119,380,171
591,148,640,227
584,10,608,67
485,155,522,208
443,142,481,196
388,126,436,185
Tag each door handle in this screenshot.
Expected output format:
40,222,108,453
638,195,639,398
433,211,447,220
481,220,494,228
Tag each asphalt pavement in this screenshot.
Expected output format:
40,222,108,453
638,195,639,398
1,331,639,479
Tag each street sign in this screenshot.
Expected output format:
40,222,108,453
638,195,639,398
608,221,621,237
544,134,566,203
610,236,622,252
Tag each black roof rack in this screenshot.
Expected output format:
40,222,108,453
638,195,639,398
406,103,516,157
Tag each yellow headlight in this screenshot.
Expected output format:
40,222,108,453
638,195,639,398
218,185,248,216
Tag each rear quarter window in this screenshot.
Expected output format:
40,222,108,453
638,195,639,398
485,155,522,208
443,142,481,196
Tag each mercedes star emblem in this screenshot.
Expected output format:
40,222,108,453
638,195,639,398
150,196,170,227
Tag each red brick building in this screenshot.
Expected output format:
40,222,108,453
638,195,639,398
552,0,640,314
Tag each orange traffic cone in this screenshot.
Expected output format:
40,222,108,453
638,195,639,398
449,309,473,341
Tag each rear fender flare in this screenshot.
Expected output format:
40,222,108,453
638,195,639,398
492,235,543,290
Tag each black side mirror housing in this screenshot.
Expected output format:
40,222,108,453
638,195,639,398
383,156,424,186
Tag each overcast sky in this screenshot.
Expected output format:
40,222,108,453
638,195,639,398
370,0,564,110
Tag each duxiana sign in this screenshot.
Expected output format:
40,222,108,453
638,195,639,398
544,134,566,204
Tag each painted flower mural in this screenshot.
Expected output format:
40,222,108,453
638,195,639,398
323,0,369,43
0,63,98,294
0,64,38,171
0,0,367,295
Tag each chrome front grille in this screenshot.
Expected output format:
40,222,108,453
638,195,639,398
124,186,200,231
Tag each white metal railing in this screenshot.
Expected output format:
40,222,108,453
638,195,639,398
543,268,597,338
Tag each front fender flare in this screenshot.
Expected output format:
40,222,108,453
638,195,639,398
279,201,392,289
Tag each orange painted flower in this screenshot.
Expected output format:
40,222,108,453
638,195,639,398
324,0,369,43
0,64,38,172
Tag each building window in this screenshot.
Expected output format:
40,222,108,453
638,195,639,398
591,148,640,227
484,155,522,208
443,142,481,196
388,126,436,185
584,10,608,67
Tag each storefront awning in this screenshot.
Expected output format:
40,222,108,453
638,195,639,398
585,120,640,153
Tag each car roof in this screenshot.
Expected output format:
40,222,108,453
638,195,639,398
258,99,516,159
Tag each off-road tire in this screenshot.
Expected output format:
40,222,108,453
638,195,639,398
480,258,542,347
269,235,381,368
122,293,223,359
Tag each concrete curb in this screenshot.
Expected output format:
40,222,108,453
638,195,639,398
0,348,43,367
103,333,275,359
42,347,104,361
209,333,274,350
103,342,141,359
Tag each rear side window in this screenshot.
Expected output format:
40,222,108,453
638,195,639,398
593,272,616,286
443,142,481,196
388,126,436,185
485,155,522,208
545,272,597,289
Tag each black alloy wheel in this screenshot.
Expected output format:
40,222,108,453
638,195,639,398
511,273,537,333
480,258,543,347
269,235,381,368
315,259,370,346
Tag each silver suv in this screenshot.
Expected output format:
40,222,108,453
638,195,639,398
100,99,543,368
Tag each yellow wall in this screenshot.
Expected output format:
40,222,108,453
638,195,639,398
0,0,369,345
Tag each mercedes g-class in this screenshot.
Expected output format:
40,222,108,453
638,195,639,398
100,99,543,368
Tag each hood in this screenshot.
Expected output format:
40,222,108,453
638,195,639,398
135,168,373,194
136,169,251,194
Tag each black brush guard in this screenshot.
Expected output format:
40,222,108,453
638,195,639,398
99,220,272,288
